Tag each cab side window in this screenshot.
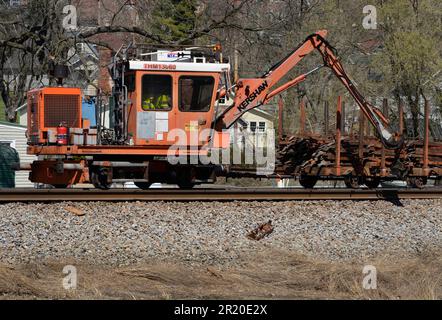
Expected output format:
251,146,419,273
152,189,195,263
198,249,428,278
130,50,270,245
179,76,214,112
141,75,172,111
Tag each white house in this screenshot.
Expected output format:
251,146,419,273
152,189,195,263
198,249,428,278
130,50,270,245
16,104,28,126
230,108,275,149
0,121,35,187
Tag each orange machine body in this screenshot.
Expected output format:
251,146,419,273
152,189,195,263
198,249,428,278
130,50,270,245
27,87,82,145
25,54,231,188
27,57,231,156
126,70,222,148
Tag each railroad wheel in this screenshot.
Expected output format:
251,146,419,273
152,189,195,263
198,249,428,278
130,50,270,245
364,177,380,189
406,177,427,189
299,175,318,189
177,176,196,189
52,184,68,189
91,168,111,190
177,182,196,189
134,182,152,190
176,167,196,189
344,175,361,189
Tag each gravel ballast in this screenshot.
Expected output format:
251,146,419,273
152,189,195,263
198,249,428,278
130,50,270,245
0,200,441,266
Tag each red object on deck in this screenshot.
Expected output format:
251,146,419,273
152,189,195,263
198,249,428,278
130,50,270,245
57,123,68,145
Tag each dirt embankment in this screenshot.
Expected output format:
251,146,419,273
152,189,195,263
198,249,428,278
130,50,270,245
1,249,441,299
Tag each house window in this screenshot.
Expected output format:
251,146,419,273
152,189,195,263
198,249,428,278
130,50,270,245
258,122,266,132
75,43,85,53
249,121,257,132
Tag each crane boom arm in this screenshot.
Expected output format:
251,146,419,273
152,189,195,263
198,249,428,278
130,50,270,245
214,30,403,149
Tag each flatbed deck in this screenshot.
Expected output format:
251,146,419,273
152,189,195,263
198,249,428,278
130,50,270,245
27,145,207,156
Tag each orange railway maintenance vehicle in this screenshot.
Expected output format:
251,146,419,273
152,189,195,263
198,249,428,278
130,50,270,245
24,30,403,189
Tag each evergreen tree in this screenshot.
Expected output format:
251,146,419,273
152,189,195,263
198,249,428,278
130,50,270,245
152,0,197,43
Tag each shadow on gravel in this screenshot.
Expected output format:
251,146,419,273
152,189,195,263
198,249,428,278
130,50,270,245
0,249,441,300
377,190,404,207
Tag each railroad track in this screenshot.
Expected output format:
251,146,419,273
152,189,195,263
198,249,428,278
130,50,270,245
0,187,441,202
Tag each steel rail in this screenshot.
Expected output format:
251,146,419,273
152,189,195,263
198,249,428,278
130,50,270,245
0,188,441,202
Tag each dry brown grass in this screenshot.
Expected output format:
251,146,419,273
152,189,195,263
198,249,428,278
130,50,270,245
0,249,441,300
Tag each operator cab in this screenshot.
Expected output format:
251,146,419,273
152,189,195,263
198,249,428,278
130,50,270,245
112,46,231,149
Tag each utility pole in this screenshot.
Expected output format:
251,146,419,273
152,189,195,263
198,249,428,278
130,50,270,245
233,44,239,83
